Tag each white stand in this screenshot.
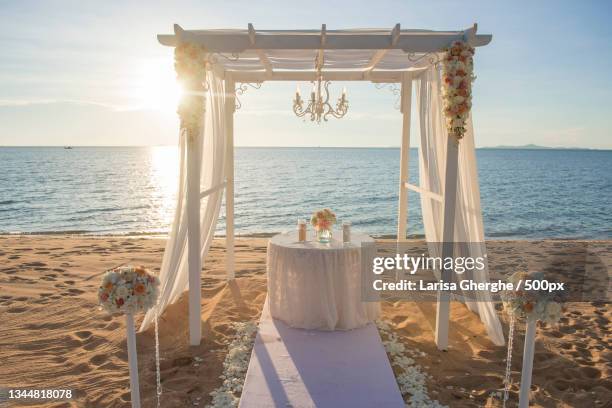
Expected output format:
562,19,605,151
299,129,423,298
396,74,412,242
186,129,202,346
518,317,536,408
126,313,141,408
225,77,236,280
435,137,459,350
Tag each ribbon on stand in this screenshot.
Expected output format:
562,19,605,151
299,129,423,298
502,312,515,408
154,307,162,408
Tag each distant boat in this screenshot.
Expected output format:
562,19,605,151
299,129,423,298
64,146,73,150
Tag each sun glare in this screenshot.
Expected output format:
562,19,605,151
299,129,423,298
130,58,183,113
149,145,179,231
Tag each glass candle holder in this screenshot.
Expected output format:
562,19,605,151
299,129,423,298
298,219,307,242
342,221,351,243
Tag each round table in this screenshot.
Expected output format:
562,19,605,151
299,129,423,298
267,230,380,330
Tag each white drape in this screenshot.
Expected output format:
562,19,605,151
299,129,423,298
416,64,505,346
141,74,227,331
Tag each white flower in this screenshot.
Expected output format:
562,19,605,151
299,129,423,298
205,321,258,408
394,356,415,370
98,266,160,315
115,285,129,299
378,320,447,408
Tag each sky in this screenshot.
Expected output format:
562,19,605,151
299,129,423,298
0,0,611,148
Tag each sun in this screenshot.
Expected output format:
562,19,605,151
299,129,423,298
130,58,183,113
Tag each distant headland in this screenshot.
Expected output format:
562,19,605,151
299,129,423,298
479,144,599,150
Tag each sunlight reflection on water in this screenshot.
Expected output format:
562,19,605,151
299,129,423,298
0,147,610,239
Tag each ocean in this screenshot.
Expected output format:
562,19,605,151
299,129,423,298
0,147,610,239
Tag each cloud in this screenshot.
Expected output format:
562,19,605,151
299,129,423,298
0,98,131,110
0,100,178,146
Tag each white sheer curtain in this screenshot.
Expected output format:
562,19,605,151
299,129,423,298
416,64,505,346
141,74,227,331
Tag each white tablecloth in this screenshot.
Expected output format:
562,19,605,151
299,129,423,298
267,230,380,330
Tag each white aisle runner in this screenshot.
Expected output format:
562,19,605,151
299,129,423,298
239,298,404,408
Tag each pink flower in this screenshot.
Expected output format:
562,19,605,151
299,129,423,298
134,283,146,295
319,220,331,230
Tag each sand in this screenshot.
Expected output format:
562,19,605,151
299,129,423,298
0,235,610,407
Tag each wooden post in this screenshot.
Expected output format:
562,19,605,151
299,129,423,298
519,316,537,408
187,125,202,346
435,136,459,350
397,74,412,242
125,313,141,408
225,78,236,280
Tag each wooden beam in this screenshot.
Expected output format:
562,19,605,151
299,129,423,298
248,23,273,77
463,23,478,45
225,76,236,280
157,27,493,52
365,24,400,73
248,23,256,45
321,23,327,46
199,181,227,199
397,72,411,242
404,183,443,203
316,24,326,71
391,23,401,46
174,23,184,39
230,70,392,82
228,67,427,83
365,50,386,72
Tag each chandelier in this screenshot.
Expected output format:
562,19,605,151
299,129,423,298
293,64,349,123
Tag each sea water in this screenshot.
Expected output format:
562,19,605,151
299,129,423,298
0,146,610,239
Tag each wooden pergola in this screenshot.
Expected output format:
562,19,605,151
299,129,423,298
156,23,492,350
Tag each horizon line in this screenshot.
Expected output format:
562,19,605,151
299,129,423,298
0,144,610,151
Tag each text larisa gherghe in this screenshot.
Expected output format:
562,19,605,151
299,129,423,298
372,278,515,293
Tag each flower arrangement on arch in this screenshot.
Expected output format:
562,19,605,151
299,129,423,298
175,43,208,132
441,40,475,141
98,265,160,315
503,271,564,324
310,208,337,231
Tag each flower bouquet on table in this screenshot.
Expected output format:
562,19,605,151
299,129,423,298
310,208,337,243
